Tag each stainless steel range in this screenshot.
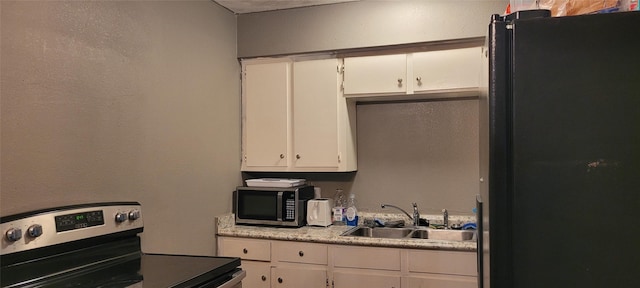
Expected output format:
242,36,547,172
1,202,244,287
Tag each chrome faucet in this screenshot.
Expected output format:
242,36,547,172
381,203,420,227
442,208,449,229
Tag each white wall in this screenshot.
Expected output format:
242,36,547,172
1,0,239,256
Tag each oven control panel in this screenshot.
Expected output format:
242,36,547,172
1,202,143,255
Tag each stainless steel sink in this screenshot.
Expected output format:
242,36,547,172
343,227,413,238
408,229,475,241
341,226,475,241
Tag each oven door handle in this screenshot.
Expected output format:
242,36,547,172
217,270,246,288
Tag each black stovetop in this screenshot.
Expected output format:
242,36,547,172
2,237,240,288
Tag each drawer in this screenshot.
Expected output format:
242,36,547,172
334,271,401,288
408,250,476,276
218,237,271,261
332,245,401,271
271,266,327,288
273,241,328,265
404,275,477,288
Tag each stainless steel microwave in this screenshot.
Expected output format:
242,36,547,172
234,185,315,227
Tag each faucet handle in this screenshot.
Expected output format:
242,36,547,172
442,208,449,229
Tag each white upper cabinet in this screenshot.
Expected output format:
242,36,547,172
293,59,341,169
241,58,357,172
343,46,482,100
242,61,291,169
343,54,407,95
412,47,482,92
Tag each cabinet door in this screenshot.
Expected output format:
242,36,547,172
292,59,340,169
241,261,271,288
343,54,407,95
412,47,481,92
333,271,400,288
243,61,290,169
272,266,327,288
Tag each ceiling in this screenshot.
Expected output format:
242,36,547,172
213,0,361,14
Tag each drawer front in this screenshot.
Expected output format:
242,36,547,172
404,275,477,288
334,271,400,288
273,241,328,265
272,266,327,288
218,237,271,261
332,246,401,271
408,250,476,276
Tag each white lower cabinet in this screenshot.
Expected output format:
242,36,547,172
404,275,477,288
217,236,477,288
271,241,328,288
404,249,477,288
331,245,402,288
241,261,271,288
217,237,272,288
333,271,401,288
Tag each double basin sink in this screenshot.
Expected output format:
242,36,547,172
341,226,475,241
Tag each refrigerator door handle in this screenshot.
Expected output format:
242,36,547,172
476,194,483,288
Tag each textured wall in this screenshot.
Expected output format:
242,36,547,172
237,0,508,57
352,99,480,216
1,0,240,256
237,1,494,216
244,99,481,216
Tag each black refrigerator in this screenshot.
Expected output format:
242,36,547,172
478,10,640,288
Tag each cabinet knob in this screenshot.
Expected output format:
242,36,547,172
261,275,267,281
279,154,285,159
298,250,304,257
296,154,301,160
278,277,283,283
243,248,248,254
397,78,403,86
416,76,422,85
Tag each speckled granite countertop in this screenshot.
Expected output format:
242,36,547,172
216,213,477,252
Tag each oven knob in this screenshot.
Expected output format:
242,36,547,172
115,212,128,223
128,210,141,220
27,224,43,238
5,228,23,242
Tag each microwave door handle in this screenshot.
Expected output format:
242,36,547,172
277,192,283,221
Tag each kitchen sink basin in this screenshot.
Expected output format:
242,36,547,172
341,226,475,241
408,229,475,241
343,227,413,238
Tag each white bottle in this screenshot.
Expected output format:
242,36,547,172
332,189,346,225
345,193,358,226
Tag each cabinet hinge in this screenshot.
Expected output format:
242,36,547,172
337,64,344,74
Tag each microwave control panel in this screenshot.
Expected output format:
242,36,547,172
285,196,295,220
